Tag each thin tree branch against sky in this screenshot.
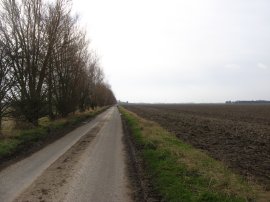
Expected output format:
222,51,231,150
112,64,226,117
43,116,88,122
72,0,270,103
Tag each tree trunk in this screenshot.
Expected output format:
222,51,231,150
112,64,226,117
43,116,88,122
48,63,54,120
0,116,2,137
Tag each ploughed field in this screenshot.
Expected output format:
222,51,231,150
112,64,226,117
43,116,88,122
123,104,270,188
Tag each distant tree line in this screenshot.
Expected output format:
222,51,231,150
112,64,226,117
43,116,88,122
0,0,116,130
225,100,270,104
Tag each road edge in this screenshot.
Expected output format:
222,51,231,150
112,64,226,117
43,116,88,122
120,107,160,202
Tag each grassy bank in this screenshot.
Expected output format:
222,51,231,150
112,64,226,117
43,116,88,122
120,107,268,202
0,107,108,161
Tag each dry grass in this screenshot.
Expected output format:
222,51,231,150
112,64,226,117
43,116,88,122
0,107,107,160
1,118,18,138
1,108,98,137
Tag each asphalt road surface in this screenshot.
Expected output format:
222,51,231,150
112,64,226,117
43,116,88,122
0,107,132,202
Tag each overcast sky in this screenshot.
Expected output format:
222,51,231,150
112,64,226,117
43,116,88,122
72,0,270,103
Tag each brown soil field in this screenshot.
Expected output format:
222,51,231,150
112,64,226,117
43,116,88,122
123,104,270,189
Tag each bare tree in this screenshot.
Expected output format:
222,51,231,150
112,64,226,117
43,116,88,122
0,0,63,125
50,11,90,116
46,0,72,119
0,40,13,134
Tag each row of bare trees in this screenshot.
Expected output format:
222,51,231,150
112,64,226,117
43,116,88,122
0,0,116,129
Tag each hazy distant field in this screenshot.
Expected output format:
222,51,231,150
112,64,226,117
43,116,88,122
123,104,270,188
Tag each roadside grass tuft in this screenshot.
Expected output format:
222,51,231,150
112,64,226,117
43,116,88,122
0,139,20,157
0,107,108,161
120,107,268,202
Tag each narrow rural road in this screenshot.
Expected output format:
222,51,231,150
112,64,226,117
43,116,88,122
0,107,132,202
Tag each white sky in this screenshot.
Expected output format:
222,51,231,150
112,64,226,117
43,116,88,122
72,0,270,103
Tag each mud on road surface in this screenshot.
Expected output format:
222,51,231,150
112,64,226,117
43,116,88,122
15,122,105,202
123,104,270,189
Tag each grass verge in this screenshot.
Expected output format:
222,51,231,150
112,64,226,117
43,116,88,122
120,107,268,202
0,107,108,162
